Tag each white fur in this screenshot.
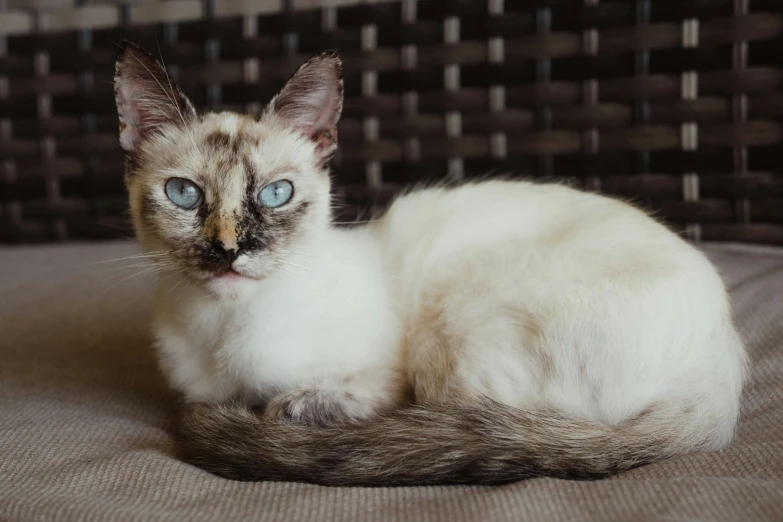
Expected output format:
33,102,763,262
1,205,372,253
155,179,746,447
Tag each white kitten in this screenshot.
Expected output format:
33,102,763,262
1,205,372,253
115,42,746,486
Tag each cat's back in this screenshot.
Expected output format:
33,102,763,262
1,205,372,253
372,179,695,278
372,179,735,369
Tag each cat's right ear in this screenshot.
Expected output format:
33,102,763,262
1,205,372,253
114,41,196,155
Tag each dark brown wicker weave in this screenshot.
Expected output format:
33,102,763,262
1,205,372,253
1,0,782,244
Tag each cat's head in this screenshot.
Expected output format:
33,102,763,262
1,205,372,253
114,41,342,296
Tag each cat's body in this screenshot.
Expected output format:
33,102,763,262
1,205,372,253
115,42,746,485
159,179,742,434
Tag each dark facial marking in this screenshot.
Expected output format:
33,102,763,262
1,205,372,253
241,156,257,181
238,175,267,253
203,131,248,182
204,131,243,156
198,237,235,273
238,176,310,255
196,198,213,227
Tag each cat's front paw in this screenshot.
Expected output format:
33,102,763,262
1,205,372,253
264,389,374,427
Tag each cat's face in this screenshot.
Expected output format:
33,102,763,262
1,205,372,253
114,42,342,297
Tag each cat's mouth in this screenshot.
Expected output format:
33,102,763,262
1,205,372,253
214,270,243,280
208,266,261,282
193,258,251,281
200,267,260,297
190,255,262,283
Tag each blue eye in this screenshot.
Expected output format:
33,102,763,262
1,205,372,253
258,180,294,208
165,178,202,209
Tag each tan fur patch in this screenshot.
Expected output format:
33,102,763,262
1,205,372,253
405,307,461,403
214,216,238,250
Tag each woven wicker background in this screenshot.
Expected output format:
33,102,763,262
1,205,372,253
1,0,782,244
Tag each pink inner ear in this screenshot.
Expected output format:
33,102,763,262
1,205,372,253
289,86,340,140
117,82,145,152
268,53,343,160
313,127,336,148
119,122,141,151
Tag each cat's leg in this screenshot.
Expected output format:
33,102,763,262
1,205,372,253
156,327,240,402
407,298,544,408
263,368,410,426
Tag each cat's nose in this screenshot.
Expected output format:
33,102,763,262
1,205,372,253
215,244,241,265
223,248,239,264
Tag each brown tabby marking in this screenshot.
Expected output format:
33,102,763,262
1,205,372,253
176,399,698,486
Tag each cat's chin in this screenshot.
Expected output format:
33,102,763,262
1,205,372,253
204,272,258,300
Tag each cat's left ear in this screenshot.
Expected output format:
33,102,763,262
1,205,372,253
269,51,343,165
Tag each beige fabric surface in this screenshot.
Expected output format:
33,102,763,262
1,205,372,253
0,240,781,522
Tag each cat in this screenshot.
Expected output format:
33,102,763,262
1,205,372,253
114,41,747,486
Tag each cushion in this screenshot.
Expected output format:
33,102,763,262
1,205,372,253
1,241,781,521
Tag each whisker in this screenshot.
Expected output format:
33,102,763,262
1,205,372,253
75,250,173,267
277,260,309,272
158,267,185,284
128,53,199,151
99,266,161,296
102,265,175,281
277,248,317,258
276,265,294,274
96,261,176,274
154,42,200,151
169,272,193,300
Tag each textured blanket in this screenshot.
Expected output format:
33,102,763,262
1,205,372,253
1,241,781,521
